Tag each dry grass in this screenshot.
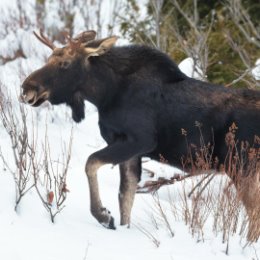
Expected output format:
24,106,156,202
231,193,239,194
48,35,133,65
144,122,260,248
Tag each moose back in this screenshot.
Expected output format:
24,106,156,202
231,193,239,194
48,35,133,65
21,30,260,229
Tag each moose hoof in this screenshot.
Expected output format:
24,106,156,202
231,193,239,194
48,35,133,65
98,207,116,230
102,215,116,230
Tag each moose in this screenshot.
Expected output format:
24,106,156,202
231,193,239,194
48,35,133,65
21,30,260,230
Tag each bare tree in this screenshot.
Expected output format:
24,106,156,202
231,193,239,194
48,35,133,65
169,0,214,80
150,0,164,50
224,0,260,88
226,0,260,49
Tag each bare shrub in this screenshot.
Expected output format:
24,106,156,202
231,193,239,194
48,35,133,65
140,122,259,246
179,123,253,245
0,87,34,211
32,124,73,223
152,191,174,237
0,83,73,221
224,127,260,242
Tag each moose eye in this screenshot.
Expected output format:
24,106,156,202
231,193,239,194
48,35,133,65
59,61,71,69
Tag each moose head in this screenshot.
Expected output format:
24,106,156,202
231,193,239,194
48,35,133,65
20,30,117,122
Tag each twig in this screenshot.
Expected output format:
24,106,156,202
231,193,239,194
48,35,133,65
225,65,260,88
188,173,210,197
133,223,160,248
188,172,214,198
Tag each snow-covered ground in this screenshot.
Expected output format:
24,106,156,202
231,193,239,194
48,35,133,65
0,1,260,260
0,110,258,260
0,111,258,260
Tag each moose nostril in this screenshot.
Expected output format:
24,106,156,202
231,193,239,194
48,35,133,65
21,90,37,104
27,97,35,104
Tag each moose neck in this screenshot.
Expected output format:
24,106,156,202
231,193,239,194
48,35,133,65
82,57,120,110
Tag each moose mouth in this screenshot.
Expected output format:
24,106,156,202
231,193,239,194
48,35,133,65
20,90,50,107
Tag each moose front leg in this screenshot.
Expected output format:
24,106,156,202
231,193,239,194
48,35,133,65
85,138,156,229
119,157,141,226
85,157,116,229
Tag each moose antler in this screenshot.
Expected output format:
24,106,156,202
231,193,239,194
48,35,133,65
73,30,96,43
34,29,96,52
63,32,82,52
62,30,97,53
33,30,56,50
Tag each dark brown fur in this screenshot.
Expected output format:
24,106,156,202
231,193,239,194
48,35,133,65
21,31,260,229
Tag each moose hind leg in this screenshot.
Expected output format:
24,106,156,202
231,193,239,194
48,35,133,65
119,157,141,226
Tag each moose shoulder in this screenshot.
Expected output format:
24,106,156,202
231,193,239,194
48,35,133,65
21,30,260,229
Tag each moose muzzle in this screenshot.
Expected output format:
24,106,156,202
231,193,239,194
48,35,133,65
19,89,50,107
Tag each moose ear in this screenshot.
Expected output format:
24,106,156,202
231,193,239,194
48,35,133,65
85,36,118,57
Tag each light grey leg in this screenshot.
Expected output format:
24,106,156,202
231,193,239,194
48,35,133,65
119,157,141,226
85,157,115,229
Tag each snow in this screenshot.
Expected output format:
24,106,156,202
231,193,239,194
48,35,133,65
252,59,260,80
0,141,257,260
0,1,260,260
0,148,256,260
178,57,203,79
